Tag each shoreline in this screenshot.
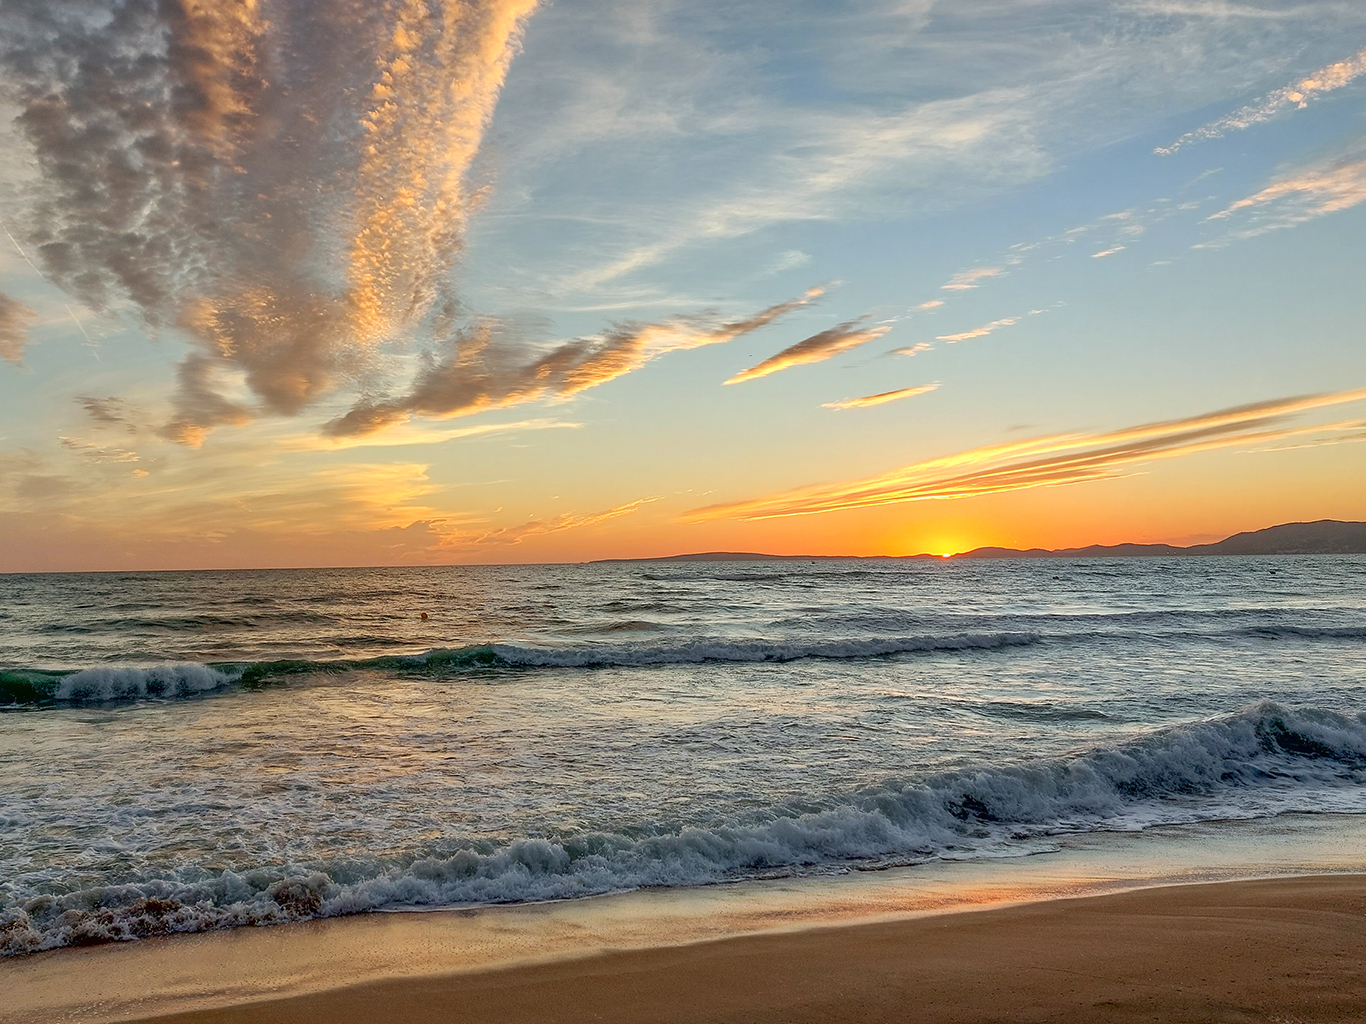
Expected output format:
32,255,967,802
10,874,1366,1024
7,812,1366,1023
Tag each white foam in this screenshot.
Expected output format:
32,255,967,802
55,664,236,702
480,632,1042,667
6,701,1365,957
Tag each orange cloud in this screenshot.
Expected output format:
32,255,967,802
0,291,37,363
937,317,1018,343
325,288,823,437
1207,156,1366,236
823,383,939,409
724,317,889,385
686,387,1366,521
941,267,1003,291
457,497,658,546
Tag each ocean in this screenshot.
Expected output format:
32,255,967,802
2,555,1364,957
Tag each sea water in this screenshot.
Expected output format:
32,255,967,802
1,556,1364,956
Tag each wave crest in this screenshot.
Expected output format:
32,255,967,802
3,633,1040,704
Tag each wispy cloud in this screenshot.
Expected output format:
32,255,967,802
327,288,822,436
289,418,580,452
1206,154,1366,236
0,291,37,364
686,387,1366,521
941,267,1003,291
1091,245,1126,258
937,317,1019,343
58,437,139,463
914,299,944,311
76,396,137,432
894,342,933,357
724,317,890,385
1158,43,1366,154
823,383,939,410
461,497,656,546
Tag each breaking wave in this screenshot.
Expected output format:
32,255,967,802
4,701,1364,956
1,632,1040,705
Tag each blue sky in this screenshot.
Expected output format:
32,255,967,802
1,0,1364,569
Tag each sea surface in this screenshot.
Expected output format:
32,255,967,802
2,555,1364,956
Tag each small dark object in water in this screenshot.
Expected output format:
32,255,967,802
420,612,429,620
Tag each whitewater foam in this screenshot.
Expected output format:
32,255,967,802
5,701,1364,956
55,664,237,702
4,633,1041,704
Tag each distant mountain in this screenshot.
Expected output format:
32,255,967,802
957,520,1366,559
589,520,1366,563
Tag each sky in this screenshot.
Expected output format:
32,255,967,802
0,0,1364,570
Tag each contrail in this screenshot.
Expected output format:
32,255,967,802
0,216,43,279
64,304,99,360
2,214,102,358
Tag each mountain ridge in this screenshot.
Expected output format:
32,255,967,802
589,520,1366,563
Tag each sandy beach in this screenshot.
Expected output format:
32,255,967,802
145,876,1366,1024
5,873,1363,1024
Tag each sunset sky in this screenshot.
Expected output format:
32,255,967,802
1,0,1364,570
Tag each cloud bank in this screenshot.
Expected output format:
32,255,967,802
724,318,889,385
0,0,539,442
687,387,1366,521
0,291,37,363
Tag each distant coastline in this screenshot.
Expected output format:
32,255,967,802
591,519,1366,563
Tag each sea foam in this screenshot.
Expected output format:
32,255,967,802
4,701,1363,956
7,633,1041,704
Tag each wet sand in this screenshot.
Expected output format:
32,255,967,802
16,874,1366,1024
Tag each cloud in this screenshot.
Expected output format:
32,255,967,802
1091,246,1126,258
0,290,37,363
941,267,1003,291
1244,418,1366,453
914,300,944,311
686,386,1366,521
76,396,137,432
326,288,822,436
768,250,813,274
1206,155,1366,236
724,317,890,385
894,342,933,357
470,0,1366,308
161,353,253,447
58,436,139,463
823,382,939,410
288,417,580,452
0,0,540,441
1158,43,1366,154
936,317,1019,343
461,497,656,546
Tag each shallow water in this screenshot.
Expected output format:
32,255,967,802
1,556,1364,955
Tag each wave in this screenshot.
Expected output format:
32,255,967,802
0,632,1040,705
4,701,1364,956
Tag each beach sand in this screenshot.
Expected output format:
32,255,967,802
10,874,1366,1024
